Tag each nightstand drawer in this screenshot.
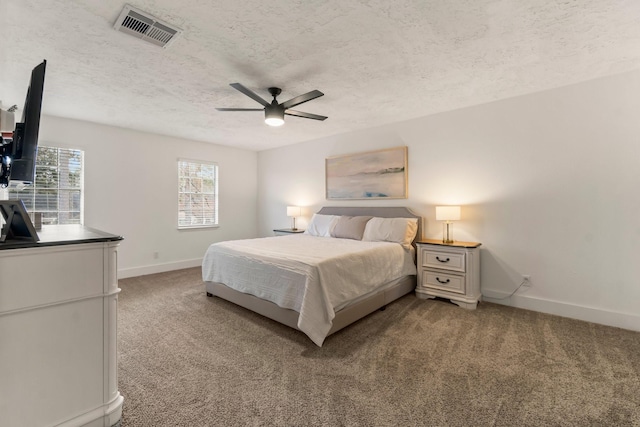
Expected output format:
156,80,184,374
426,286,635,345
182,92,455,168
422,250,465,272
422,271,465,294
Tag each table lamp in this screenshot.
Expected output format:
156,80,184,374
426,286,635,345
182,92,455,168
287,206,301,230
436,206,460,244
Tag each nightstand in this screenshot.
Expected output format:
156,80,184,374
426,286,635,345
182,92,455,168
273,228,305,236
415,239,481,309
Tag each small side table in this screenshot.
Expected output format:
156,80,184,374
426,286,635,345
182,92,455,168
273,228,305,236
415,239,482,309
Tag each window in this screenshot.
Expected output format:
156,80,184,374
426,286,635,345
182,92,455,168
7,146,84,225
178,159,218,228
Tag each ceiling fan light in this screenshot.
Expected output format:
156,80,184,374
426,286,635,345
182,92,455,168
265,117,284,126
265,106,285,127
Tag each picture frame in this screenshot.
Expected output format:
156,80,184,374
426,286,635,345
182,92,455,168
326,146,408,200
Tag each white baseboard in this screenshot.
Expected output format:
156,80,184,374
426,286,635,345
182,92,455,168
482,288,640,332
56,393,123,427
118,258,202,279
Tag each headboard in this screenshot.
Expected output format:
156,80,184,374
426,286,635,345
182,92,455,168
317,206,422,245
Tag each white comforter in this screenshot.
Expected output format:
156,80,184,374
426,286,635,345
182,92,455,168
202,234,416,346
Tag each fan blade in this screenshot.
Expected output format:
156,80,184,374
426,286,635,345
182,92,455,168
285,109,328,121
216,108,264,111
280,90,324,109
229,83,270,107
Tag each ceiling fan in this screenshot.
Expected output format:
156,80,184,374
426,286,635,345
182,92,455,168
216,83,327,127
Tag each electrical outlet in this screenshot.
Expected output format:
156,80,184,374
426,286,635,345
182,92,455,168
522,275,531,286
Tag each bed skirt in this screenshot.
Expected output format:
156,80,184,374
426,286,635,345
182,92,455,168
205,275,416,339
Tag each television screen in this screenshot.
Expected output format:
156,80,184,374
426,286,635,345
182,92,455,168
0,60,47,187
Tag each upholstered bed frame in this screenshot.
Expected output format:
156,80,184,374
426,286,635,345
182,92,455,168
205,206,422,339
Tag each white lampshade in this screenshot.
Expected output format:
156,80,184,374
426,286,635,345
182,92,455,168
287,206,301,217
436,206,461,221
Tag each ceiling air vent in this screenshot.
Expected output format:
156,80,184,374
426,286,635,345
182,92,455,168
114,5,182,48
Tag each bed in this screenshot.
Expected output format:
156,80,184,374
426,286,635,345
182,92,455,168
202,206,422,346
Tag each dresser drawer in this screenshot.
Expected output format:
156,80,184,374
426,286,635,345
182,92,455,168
422,270,465,294
422,249,465,272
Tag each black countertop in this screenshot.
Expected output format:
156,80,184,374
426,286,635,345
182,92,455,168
0,224,123,250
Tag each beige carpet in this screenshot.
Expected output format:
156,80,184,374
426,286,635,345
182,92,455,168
118,268,640,426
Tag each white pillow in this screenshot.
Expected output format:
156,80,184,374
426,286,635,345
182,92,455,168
304,214,339,237
362,217,418,248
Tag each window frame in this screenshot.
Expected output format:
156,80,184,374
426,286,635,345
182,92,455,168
177,158,219,230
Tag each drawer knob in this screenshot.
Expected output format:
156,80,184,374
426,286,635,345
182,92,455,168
436,277,451,284
436,256,450,263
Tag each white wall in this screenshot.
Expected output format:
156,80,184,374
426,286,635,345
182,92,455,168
39,116,258,277
257,69,640,331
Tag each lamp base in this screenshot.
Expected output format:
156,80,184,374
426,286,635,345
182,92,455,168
442,222,454,244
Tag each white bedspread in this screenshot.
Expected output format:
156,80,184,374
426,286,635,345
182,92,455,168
201,234,416,346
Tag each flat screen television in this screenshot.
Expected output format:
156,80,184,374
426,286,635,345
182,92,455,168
0,60,47,187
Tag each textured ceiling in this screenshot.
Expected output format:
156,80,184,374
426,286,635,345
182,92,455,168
1,1,639,151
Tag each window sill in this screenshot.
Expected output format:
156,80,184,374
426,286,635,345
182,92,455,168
177,224,219,231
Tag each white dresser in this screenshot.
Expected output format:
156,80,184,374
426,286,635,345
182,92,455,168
0,225,123,427
415,239,482,309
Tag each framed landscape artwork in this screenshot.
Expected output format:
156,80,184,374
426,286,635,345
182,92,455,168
326,146,408,200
